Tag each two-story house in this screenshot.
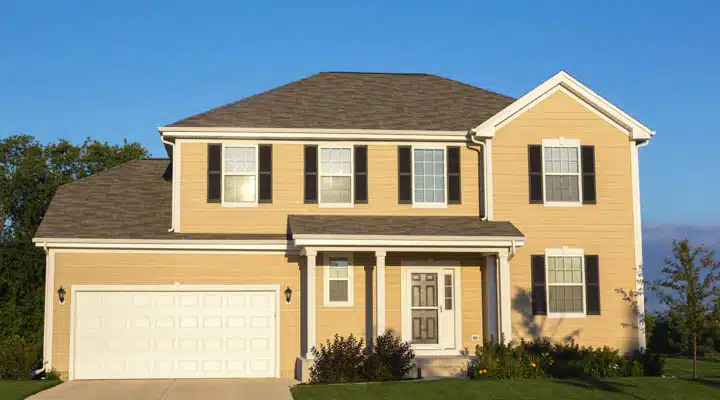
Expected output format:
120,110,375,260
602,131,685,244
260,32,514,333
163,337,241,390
34,71,654,381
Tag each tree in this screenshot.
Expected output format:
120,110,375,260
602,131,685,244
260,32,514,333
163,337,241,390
0,134,149,369
652,239,720,379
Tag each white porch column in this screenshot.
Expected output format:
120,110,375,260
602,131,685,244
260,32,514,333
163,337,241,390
497,250,512,344
375,250,386,336
305,249,317,359
484,254,499,343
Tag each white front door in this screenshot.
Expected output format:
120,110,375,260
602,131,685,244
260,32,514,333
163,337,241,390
406,268,456,350
71,286,278,380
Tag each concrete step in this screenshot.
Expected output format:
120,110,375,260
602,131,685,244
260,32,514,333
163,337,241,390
410,356,473,378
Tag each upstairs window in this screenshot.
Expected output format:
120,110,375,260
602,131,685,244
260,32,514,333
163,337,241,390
223,145,258,205
543,142,581,204
319,147,353,206
413,147,446,206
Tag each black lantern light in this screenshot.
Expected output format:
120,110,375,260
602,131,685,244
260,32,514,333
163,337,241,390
57,286,66,304
284,286,292,304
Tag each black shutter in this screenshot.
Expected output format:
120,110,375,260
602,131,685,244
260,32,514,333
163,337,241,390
581,145,597,204
398,146,412,204
304,145,318,204
207,144,221,203
531,255,547,315
585,255,601,315
528,145,543,204
354,145,368,204
447,146,461,204
258,144,272,203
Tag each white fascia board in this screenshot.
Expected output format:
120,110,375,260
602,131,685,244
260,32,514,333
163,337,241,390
471,71,655,141
292,234,526,242
158,127,468,142
293,237,525,248
32,238,293,251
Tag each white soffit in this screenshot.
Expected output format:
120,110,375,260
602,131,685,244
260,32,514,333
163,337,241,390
471,71,655,141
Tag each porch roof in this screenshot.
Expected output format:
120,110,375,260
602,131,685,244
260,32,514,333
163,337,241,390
288,215,524,240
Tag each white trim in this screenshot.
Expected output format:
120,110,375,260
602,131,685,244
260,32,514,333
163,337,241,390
497,250,512,343
544,248,587,319
221,143,259,207
68,284,281,381
484,255,499,342
541,139,583,207
42,248,55,371
375,250,386,335
174,140,182,231
305,252,317,359
159,127,468,142
485,139,495,220
293,237,525,248
322,252,355,307
400,260,463,356
631,141,647,350
52,248,296,255
411,145,448,208
318,145,354,208
471,71,654,140
33,239,293,251
174,138,467,146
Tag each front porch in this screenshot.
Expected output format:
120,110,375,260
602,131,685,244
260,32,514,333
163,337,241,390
288,215,526,381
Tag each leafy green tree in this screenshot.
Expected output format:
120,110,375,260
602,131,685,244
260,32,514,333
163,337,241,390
652,239,720,379
0,134,148,372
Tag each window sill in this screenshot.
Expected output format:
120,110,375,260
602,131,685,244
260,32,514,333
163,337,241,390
412,202,448,209
221,202,259,208
547,313,586,319
543,202,582,207
318,203,354,208
322,301,355,308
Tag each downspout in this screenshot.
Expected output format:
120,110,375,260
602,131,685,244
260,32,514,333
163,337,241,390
467,130,489,221
160,134,176,232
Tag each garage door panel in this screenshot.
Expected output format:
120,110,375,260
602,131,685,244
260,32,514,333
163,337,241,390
73,288,277,380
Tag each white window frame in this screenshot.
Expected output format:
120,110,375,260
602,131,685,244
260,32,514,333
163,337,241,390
411,144,447,208
323,252,354,307
318,145,354,208
221,143,259,207
541,138,583,207
545,247,586,318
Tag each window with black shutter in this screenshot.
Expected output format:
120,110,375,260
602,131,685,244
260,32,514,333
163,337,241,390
531,255,547,315
207,144,222,203
258,144,272,203
398,146,412,204
585,255,600,315
581,145,597,204
447,146,461,204
304,145,318,203
354,145,368,204
528,145,543,204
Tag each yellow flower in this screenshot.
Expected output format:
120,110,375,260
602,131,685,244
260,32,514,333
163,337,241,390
530,362,537,368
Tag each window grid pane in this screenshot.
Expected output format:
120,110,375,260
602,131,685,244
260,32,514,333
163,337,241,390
547,256,584,313
320,148,352,204
328,258,350,303
224,147,257,174
223,175,256,202
414,148,445,203
544,146,580,202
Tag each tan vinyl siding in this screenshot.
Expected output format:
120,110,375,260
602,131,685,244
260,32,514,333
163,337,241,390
51,251,301,380
179,143,480,233
493,90,638,351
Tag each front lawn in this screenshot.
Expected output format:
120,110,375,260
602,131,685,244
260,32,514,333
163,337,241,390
291,358,720,400
0,380,60,400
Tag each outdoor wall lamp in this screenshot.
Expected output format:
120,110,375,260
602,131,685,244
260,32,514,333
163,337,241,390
57,286,66,304
284,286,292,304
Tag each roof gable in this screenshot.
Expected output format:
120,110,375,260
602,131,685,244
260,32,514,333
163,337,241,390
164,72,515,132
471,71,654,141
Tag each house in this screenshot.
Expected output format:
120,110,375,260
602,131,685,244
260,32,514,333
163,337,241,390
33,71,654,382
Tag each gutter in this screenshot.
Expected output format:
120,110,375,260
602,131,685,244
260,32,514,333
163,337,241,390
160,134,176,233
468,129,489,221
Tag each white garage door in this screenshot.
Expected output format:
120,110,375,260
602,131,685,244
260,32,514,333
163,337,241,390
71,286,278,380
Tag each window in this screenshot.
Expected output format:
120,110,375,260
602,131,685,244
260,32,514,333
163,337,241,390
443,272,453,311
223,145,257,205
546,253,585,316
413,147,446,206
323,254,354,306
543,143,581,204
319,147,353,206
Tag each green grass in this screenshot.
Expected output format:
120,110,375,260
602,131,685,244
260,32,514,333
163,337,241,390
0,380,60,400
292,358,720,400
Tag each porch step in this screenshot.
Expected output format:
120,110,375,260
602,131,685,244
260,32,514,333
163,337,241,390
410,356,473,378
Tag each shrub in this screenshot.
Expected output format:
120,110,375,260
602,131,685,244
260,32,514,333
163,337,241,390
363,330,415,381
310,334,365,384
468,339,664,380
309,330,415,384
0,335,41,379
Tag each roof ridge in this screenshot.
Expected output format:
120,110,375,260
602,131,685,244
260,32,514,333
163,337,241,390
431,74,516,101
319,71,432,76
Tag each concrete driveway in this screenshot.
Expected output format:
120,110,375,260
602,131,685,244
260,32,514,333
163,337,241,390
28,379,295,400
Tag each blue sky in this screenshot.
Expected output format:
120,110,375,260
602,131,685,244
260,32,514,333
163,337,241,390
1,1,718,224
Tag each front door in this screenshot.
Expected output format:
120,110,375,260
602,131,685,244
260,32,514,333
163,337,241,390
407,269,456,349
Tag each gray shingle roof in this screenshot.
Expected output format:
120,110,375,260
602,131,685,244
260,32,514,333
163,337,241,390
166,72,515,131
289,215,524,238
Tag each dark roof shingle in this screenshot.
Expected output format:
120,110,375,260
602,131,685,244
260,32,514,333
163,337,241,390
167,72,515,131
289,215,524,238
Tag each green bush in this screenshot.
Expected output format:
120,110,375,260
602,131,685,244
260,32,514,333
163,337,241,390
468,339,664,379
309,330,415,384
363,330,415,381
0,335,40,379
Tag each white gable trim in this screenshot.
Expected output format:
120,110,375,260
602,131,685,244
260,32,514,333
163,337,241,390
471,71,655,141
